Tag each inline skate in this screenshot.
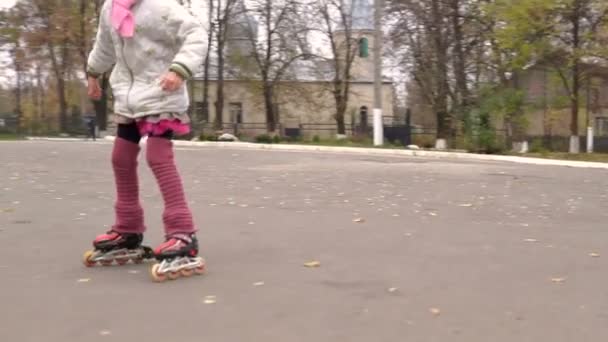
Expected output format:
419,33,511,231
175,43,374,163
149,234,206,282
83,230,153,267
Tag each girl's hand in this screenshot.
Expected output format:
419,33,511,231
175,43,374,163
87,77,102,100
160,71,184,92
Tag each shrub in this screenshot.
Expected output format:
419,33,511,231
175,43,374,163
255,134,274,143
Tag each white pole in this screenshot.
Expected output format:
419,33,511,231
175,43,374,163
587,126,594,153
373,0,384,146
373,108,383,146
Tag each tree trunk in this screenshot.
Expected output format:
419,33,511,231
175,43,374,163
431,0,450,140
79,0,87,74
201,0,214,123
35,65,42,120
47,39,69,132
263,83,276,132
334,84,347,135
93,74,109,131
450,0,468,109
214,0,225,130
13,42,23,132
569,1,581,153
215,34,225,130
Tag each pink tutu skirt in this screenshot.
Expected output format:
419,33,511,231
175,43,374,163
113,112,191,137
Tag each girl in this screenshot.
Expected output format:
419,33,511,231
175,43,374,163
85,0,205,279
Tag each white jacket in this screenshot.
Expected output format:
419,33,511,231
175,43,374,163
87,0,205,118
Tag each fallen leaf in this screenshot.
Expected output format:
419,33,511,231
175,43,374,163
429,308,441,316
524,238,538,243
253,281,265,287
388,287,398,293
77,278,91,283
1,208,14,213
459,203,473,207
304,260,321,268
353,218,365,223
589,253,600,258
99,330,111,336
429,212,438,216
203,296,217,304
551,277,566,283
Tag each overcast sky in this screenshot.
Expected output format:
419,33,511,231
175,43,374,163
0,0,16,9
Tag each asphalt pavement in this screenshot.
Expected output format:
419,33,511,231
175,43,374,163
1,140,607,342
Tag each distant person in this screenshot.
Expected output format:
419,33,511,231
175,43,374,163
84,0,206,281
86,116,96,141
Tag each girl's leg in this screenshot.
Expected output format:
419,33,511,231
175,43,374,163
111,123,145,234
145,133,195,238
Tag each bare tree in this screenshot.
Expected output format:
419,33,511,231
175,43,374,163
313,0,361,136
0,6,26,130
201,0,214,123
389,0,451,142
243,0,309,133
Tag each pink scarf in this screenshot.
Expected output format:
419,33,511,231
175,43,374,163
112,0,137,38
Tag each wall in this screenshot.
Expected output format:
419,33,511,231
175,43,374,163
188,79,394,138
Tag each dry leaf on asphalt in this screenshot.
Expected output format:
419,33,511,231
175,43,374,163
524,238,538,243
589,253,600,258
551,277,566,283
388,287,398,293
304,261,321,268
77,278,91,283
99,330,111,336
253,282,265,287
429,308,441,316
353,218,365,223
203,296,217,304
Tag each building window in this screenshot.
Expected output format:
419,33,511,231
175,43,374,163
229,102,243,124
359,38,369,58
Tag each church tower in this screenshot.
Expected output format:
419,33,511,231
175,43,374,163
226,0,258,61
335,0,375,82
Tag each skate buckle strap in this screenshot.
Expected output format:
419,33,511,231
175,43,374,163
166,233,193,244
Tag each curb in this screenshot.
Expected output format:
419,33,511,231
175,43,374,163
25,137,92,142
103,136,608,169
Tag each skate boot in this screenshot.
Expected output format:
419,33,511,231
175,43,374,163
83,230,153,267
149,234,206,282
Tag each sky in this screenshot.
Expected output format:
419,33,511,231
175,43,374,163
0,0,16,9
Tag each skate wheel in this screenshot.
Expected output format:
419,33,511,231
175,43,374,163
194,263,206,275
168,271,180,280
180,268,194,277
116,258,129,266
83,250,97,267
150,264,167,283
100,259,114,266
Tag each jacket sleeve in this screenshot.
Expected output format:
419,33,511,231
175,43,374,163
87,3,116,77
167,2,206,80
